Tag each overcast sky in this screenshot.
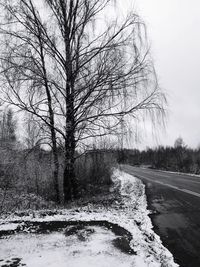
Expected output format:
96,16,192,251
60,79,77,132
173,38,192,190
126,0,200,149
9,1,200,150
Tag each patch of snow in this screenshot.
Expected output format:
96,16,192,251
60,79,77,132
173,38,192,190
0,227,138,267
0,223,19,231
0,168,179,267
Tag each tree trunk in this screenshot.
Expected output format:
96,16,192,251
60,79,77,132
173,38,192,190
37,29,60,203
63,97,78,202
63,135,78,202
63,152,75,202
52,138,60,203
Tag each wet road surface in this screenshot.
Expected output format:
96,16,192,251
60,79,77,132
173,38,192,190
122,165,200,267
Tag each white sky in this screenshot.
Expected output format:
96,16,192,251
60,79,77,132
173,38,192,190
124,0,200,149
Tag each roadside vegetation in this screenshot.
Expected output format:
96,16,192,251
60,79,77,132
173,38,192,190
117,137,200,174
0,108,116,213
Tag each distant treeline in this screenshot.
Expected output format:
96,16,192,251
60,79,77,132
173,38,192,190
116,138,200,174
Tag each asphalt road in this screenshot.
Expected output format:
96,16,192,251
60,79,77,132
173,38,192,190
122,165,200,267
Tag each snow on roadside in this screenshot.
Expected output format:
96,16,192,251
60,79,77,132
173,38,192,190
111,169,179,267
159,169,200,178
141,166,200,178
0,169,179,267
0,222,19,231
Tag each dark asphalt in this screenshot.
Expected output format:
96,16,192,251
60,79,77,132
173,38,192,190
122,165,200,267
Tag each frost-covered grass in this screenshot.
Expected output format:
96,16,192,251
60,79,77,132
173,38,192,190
0,169,179,267
0,189,56,213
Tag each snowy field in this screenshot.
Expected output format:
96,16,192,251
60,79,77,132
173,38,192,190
0,226,138,267
0,169,179,267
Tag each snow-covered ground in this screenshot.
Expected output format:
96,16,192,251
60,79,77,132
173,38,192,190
0,169,179,267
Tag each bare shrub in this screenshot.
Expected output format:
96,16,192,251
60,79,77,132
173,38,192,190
75,150,116,196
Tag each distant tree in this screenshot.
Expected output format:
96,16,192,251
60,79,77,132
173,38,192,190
0,108,16,147
174,137,186,171
174,137,185,148
0,108,17,204
24,114,42,149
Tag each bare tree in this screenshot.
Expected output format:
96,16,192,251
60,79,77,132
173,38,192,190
0,0,166,202
23,113,42,149
174,137,185,149
0,108,17,147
